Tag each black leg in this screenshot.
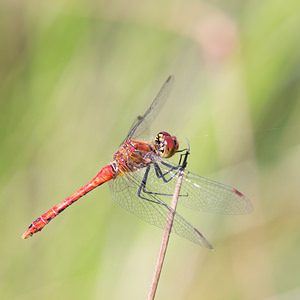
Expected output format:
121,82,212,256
137,166,171,205
154,151,188,183
137,165,177,200
154,162,180,183
137,152,190,201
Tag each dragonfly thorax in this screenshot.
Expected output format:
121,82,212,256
154,131,179,158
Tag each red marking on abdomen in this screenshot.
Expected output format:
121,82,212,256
22,164,115,239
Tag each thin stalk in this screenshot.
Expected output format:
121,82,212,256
147,143,190,300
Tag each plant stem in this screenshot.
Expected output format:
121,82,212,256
147,145,189,300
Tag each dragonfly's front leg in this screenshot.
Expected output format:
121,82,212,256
154,150,188,183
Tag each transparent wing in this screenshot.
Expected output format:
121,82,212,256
108,166,213,249
122,76,174,144
151,158,253,215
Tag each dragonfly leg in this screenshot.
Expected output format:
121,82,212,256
137,166,175,203
137,148,191,202
137,164,188,202
154,162,180,183
155,150,188,183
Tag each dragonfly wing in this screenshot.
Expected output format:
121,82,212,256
108,168,213,249
180,171,253,214
155,158,253,215
123,76,174,144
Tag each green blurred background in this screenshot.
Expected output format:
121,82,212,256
1,0,300,299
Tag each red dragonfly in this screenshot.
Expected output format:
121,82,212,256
22,76,252,249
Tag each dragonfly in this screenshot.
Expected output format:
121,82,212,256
22,76,252,249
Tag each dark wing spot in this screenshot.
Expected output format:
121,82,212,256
233,189,245,198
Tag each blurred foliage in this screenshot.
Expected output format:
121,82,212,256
1,0,300,299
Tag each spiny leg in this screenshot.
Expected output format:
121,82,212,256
154,162,180,183
154,151,188,183
137,165,187,201
137,166,171,205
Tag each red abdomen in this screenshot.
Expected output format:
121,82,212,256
22,164,115,239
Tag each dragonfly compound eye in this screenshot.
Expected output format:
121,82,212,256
155,131,179,158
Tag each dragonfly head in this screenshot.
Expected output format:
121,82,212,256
154,131,179,158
